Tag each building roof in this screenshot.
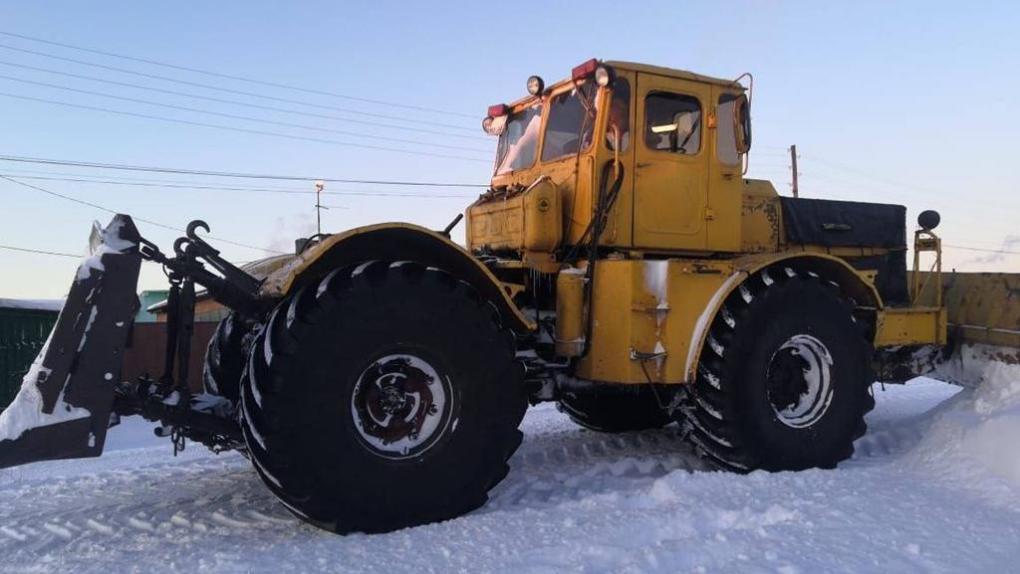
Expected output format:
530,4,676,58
0,298,64,312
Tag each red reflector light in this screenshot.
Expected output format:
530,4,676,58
487,104,509,117
571,58,599,81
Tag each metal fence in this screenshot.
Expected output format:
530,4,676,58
0,307,59,412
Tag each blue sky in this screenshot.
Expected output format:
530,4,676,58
1,1,1018,298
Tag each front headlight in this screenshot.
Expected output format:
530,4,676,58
482,115,507,136
594,65,615,87
527,75,545,96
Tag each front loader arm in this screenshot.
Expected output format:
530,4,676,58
0,215,267,469
0,215,142,468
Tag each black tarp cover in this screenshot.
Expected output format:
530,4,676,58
780,197,909,304
779,197,906,248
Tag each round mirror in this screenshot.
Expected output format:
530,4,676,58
918,210,941,230
734,94,752,153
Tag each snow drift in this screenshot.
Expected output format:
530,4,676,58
907,361,1020,500
0,331,91,442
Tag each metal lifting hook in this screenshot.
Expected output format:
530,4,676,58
186,220,211,240
185,220,219,255
175,220,216,257
172,237,191,257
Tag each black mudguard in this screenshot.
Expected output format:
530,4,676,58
0,215,142,469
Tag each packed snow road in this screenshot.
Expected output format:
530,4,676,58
2,376,1019,573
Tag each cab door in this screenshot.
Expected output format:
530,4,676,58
632,73,711,250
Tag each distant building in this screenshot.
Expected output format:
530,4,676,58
147,291,228,323
136,290,170,324
122,291,224,393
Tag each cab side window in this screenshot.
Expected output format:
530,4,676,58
541,87,596,162
644,92,701,155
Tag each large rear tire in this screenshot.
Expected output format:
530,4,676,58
680,267,875,472
240,261,527,533
558,389,671,432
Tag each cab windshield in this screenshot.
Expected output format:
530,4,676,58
493,83,598,175
494,103,541,175
541,84,597,162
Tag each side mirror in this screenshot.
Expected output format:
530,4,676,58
734,94,752,153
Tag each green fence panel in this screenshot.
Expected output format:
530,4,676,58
0,308,59,412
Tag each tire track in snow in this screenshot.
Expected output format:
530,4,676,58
853,425,927,459
0,414,705,551
0,384,957,559
487,411,712,511
0,454,298,553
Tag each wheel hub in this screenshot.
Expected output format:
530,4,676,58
765,334,834,428
351,353,453,459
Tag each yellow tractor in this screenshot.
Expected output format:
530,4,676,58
1,59,1017,534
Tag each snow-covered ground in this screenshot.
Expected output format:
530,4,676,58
2,376,1019,573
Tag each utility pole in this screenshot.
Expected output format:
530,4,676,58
789,145,799,198
314,180,325,235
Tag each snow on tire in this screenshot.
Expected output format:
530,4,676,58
680,267,875,471
239,261,528,533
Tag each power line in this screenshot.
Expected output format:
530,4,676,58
0,73,489,154
0,43,478,132
803,155,941,196
1,173,478,198
2,175,1013,262
0,59,487,141
0,244,80,258
746,166,791,172
944,244,1020,256
0,174,285,254
0,30,476,118
0,154,490,187
0,91,490,163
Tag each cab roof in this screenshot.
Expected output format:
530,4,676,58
604,61,745,90
505,60,745,111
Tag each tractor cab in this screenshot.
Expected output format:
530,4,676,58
468,59,752,267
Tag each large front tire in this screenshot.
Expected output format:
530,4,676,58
240,261,527,533
680,267,875,472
